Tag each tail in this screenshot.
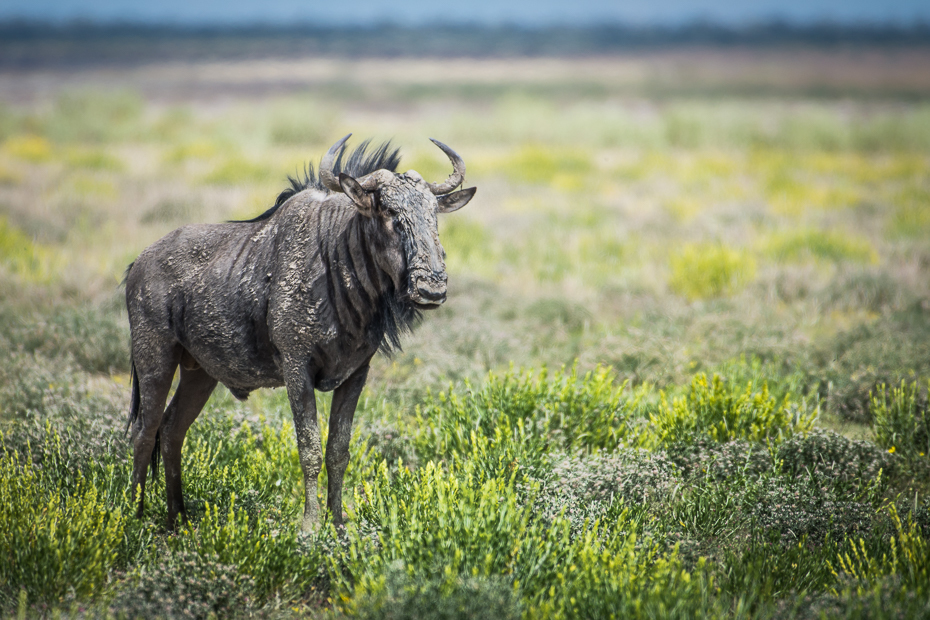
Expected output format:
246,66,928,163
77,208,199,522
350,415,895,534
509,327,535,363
126,359,160,482
126,359,141,434
123,263,159,482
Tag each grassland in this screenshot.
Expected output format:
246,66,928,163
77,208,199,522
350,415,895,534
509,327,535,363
1,47,930,618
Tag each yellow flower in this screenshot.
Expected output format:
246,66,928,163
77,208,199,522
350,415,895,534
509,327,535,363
888,446,896,454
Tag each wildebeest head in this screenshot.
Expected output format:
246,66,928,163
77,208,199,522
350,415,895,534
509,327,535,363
320,134,476,309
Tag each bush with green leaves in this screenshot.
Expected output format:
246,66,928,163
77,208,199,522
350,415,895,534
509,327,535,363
109,551,257,620
831,505,930,602
0,434,126,605
822,303,930,422
338,451,712,620
647,373,817,448
343,563,522,620
412,364,639,463
531,449,679,534
167,501,334,603
667,439,773,481
1,358,927,618
0,302,128,376
556,449,678,504
777,429,895,491
363,419,419,475
871,380,930,460
747,478,874,545
668,243,756,300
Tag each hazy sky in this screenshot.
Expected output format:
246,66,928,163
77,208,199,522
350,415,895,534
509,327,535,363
2,0,929,27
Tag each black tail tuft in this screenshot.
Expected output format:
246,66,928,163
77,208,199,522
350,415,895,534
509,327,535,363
126,360,159,482
126,359,141,434
151,430,160,482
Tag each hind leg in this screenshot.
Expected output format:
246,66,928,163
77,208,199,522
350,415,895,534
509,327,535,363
131,340,180,519
160,357,217,530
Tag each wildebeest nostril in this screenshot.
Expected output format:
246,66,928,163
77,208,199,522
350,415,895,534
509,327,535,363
417,286,446,302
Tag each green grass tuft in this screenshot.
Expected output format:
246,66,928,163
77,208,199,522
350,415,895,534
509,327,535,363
668,243,756,300
762,229,877,264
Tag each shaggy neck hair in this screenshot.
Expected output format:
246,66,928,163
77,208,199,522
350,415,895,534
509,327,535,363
369,280,421,356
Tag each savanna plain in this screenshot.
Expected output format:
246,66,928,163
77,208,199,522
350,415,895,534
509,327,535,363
2,46,930,618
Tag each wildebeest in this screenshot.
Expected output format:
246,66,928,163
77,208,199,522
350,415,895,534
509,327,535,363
125,134,476,530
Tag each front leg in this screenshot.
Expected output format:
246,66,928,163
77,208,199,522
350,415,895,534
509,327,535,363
326,359,371,527
284,362,323,532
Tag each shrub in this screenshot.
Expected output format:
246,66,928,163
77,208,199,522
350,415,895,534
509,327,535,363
831,505,929,598
437,217,495,276
820,303,930,422
0,350,78,419
141,198,203,225
412,365,638,463
0,438,125,604
710,355,816,409
178,410,302,520
777,429,894,491
889,186,930,238
0,355,126,483
2,135,52,163
267,102,335,146
668,439,773,481
344,564,522,620
523,527,712,620
646,373,816,448
340,456,710,620
762,229,877,264
720,529,840,602
363,419,419,475
169,501,332,601
344,460,535,588
821,269,910,314
0,216,57,282
109,551,256,620
530,449,678,537
871,380,930,461
777,581,930,620
544,449,677,506
163,140,219,163
668,243,756,301
748,478,873,545
0,301,128,375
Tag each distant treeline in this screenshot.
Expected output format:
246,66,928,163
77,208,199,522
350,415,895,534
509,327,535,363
1,21,929,68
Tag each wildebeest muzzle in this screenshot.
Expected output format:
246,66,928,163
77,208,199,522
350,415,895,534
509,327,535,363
411,269,447,306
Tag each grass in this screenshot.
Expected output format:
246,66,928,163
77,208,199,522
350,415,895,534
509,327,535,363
668,243,757,300
0,49,929,617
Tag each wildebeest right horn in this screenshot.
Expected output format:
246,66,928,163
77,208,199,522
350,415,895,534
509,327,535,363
320,133,351,192
426,139,466,195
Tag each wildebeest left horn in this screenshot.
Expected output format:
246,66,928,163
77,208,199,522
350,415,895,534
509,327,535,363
320,133,351,192
426,139,466,195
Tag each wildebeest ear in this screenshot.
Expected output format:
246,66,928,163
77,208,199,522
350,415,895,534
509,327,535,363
436,187,477,214
339,173,376,217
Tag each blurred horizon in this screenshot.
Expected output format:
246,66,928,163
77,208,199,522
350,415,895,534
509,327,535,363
2,0,929,29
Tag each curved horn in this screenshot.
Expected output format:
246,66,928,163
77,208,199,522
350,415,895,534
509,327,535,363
426,138,466,195
320,133,352,192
